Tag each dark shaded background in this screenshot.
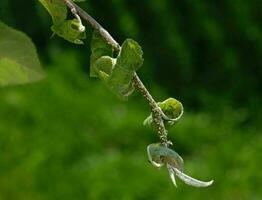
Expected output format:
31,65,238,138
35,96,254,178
0,0,261,199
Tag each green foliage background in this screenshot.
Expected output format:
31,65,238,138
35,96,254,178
0,0,261,199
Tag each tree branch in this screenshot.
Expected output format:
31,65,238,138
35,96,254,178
62,0,169,145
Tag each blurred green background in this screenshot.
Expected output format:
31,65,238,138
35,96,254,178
0,0,261,199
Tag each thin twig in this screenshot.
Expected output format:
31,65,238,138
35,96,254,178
62,0,169,145
62,0,120,50
132,75,168,144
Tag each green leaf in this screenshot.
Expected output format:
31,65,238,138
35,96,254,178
38,0,86,44
107,39,143,99
90,31,113,77
38,0,67,24
51,19,86,44
90,32,144,100
0,58,30,86
93,56,115,81
114,39,143,71
159,98,183,120
0,22,45,87
143,98,183,128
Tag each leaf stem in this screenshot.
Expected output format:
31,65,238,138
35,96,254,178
70,6,85,32
62,0,169,145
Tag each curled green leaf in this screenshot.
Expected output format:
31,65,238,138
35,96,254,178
90,31,113,77
90,32,144,100
144,98,183,129
51,19,86,44
107,39,143,99
113,39,143,71
39,0,86,44
94,56,115,82
147,143,213,188
159,98,183,120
